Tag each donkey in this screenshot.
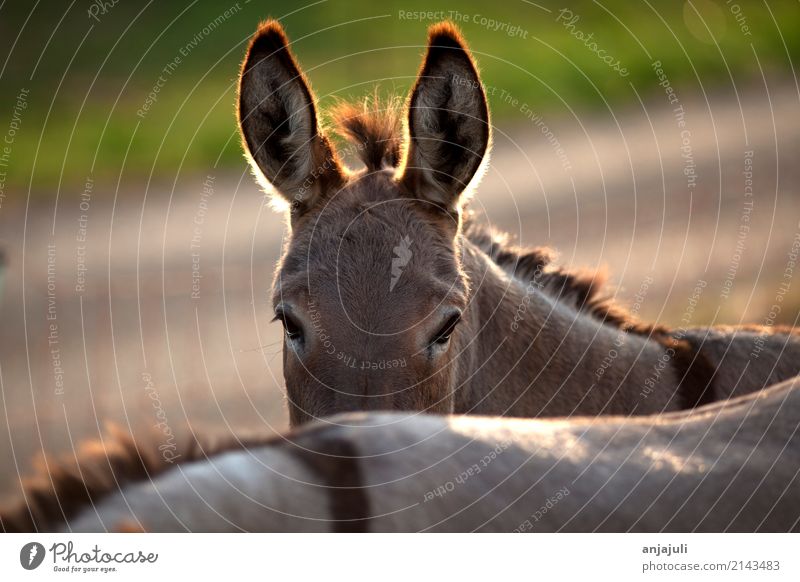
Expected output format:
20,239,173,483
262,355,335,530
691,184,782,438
4,376,799,532
238,20,800,426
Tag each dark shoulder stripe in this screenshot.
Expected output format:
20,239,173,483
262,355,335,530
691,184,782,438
670,338,718,409
286,426,371,532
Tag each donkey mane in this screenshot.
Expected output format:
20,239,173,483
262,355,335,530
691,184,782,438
462,219,667,335
0,426,275,533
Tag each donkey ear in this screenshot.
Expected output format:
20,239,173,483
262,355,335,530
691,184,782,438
238,20,345,215
400,22,491,213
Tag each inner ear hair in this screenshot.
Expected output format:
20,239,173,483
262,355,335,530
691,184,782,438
238,20,345,215
400,21,491,213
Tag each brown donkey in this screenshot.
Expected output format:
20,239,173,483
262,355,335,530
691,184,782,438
238,20,800,426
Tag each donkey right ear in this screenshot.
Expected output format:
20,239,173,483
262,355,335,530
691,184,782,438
400,22,491,214
238,20,345,215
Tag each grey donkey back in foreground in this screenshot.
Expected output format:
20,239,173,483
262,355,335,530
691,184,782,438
49,376,800,532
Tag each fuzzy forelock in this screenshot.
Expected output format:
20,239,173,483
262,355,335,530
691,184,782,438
330,94,404,172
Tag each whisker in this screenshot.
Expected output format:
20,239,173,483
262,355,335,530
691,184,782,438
239,340,283,354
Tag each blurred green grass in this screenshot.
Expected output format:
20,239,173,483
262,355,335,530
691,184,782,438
0,0,797,193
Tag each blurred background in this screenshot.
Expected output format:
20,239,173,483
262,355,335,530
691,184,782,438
1,0,799,500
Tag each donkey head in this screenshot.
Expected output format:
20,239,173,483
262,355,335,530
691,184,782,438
238,20,490,426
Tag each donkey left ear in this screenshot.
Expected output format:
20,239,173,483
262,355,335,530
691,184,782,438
238,20,345,216
400,22,491,213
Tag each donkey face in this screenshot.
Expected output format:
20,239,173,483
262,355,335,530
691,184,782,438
238,20,490,425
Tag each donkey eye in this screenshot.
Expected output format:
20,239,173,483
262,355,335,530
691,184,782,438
430,312,461,347
274,309,304,343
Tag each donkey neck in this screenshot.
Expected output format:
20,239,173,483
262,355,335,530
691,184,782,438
455,237,682,417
